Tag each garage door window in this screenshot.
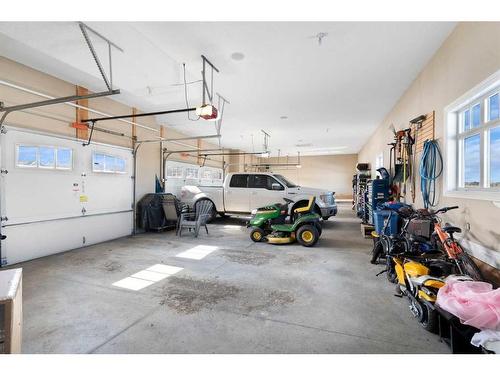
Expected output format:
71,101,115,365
93,152,127,174
185,167,199,179
104,154,116,172
200,169,212,180
444,70,500,200
39,146,55,168
213,170,222,180
115,157,126,173
93,153,105,172
16,145,38,168
166,166,183,178
56,148,73,170
16,145,73,170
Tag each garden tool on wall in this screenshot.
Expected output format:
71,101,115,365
387,140,398,200
387,124,400,199
401,128,414,203
391,127,414,202
388,141,396,182
409,114,427,203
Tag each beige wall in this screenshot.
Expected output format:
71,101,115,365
226,153,259,173
0,56,224,203
358,22,500,273
261,154,357,199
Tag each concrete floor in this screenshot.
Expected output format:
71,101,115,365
16,203,449,353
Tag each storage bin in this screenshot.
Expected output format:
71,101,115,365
373,209,399,235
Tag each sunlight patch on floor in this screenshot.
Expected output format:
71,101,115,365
112,264,183,291
176,245,219,260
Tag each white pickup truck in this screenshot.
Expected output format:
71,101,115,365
180,172,337,221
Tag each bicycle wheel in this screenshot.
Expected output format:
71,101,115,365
456,249,484,281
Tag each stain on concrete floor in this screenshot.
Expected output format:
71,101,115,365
243,290,295,313
103,261,122,272
218,248,276,266
283,254,310,266
158,276,241,314
330,268,355,278
157,274,295,316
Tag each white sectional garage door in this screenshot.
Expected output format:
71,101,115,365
0,126,133,266
164,160,223,197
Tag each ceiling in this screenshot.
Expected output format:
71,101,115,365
0,22,456,155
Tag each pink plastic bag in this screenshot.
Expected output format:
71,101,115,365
436,277,500,330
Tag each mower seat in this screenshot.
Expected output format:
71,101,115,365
443,225,462,234
294,196,316,214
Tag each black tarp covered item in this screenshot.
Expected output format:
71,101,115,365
137,193,181,231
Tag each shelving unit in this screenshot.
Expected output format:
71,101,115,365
0,268,23,354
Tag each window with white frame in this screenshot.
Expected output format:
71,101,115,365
16,145,73,170
56,148,73,170
445,71,500,199
213,169,223,181
185,167,199,180
200,169,212,180
166,165,184,178
92,152,126,174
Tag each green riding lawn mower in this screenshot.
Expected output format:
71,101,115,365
247,196,322,247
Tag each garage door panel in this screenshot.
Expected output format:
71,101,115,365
83,173,132,214
4,171,82,222
1,127,133,265
3,212,132,265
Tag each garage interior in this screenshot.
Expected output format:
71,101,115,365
0,19,499,357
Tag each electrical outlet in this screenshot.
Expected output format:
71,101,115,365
465,222,471,231
82,236,86,244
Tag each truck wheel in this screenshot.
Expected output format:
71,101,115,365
297,225,319,247
250,227,265,242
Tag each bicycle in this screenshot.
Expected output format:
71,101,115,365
428,206,484,281
373,205,484,282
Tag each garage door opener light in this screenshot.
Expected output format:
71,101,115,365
196,104,219,120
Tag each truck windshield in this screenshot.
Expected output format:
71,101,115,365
274,174,298,188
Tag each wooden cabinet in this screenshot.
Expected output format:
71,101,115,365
0,268,22,354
